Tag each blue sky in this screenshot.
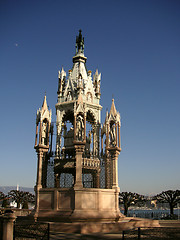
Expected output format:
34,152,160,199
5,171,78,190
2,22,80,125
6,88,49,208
0,0,179,195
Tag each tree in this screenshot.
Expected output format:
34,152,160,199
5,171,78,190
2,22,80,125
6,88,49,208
153,190,180,215
0,191,9,208
8,190,35,209
22,192,35,209
0,191,5,202
8,190,23,208
119,192,146,216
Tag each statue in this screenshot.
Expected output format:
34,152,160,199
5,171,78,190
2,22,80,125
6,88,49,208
94,140,99,156
76,29,84,54
110,124,116,146
67,91,72,101
42,122,47,145
78,74,83,89
58,68,66,93
76,115,84,141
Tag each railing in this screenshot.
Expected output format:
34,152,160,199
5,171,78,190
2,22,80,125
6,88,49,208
122,227,180,240
49,227,180,239
83,158,100,168
13,221,49,240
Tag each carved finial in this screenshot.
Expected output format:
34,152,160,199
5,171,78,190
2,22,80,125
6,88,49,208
76,29,84,54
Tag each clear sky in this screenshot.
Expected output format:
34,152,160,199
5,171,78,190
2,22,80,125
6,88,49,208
0,0,179,196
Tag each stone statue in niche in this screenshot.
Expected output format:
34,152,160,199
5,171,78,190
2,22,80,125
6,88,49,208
56,124,62,156
58,69,66,94
42,121,47,145
94,140,99,156
96,81,100,93
76,115,84,141
67,91,72,101
110,124,116,147
78,74,83,89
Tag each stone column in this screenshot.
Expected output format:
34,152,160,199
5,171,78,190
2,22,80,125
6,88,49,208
34,146,48,218
36,151,44,188
84,114,86,141
74,115,77,140
105,155,111,189
3,213,16,240
115,123,118,146
74,144,85,188
39,121,42,145
118,123,121,149
35,124,38,146
109,149,120,189
101,133,103,154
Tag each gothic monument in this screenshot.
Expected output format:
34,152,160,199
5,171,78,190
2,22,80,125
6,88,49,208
34,30,122,223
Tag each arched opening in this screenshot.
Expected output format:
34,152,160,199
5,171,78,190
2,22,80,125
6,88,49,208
84,110,96,158
61,110,74,158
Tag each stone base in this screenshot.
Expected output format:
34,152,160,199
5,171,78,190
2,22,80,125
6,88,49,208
33,187,123,222
44,218,160,234
31,187,159,233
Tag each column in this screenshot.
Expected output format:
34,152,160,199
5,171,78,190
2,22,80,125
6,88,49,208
39,121,42,145
101,133,103,154
36,151,44,188
74,115,77,140
35,124,38,146
115,123,118,146
74,144,84,188
118,123,121,149
34,150,44,217
3,213,16,240
110,150,120,189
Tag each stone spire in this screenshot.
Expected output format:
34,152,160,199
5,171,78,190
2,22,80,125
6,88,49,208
41,94,48,113
108,99,120,123
57,30,101,107
35,95,52,147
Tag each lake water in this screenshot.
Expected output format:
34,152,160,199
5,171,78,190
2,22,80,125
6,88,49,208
120,209,180,219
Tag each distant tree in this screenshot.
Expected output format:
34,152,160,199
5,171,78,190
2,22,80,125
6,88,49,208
22,192,35,209
153,190,180,215
0,191,9,208
8,190,23,208
0,191,5,201
119,192,146,216
8,190,35,209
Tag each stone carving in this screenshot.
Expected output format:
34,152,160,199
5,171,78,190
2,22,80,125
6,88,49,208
67,91,72,101
76,29,84,54
76,115,84,141
42,122,47,145
94,140,99,156
110,124,116,146
58,68,66,93
77,74,83,89
86,92,92,102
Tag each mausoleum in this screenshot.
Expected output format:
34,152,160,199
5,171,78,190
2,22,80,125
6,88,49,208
34,30,123,223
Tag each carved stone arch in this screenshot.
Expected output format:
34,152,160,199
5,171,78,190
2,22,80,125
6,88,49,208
62,110,74,125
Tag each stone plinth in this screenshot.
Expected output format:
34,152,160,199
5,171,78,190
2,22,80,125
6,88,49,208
34,187,123,222
49,218,160,234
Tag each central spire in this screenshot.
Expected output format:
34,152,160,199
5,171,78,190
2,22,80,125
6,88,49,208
76,29,84,54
